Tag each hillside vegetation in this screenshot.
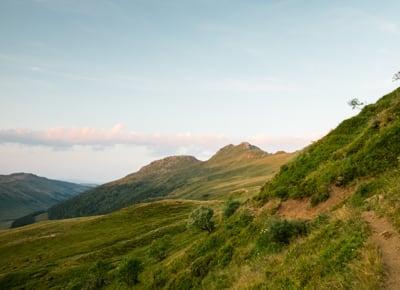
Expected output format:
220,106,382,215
48,143,294,219
0,173,90,228
0,198,381,289
259,88,400,206
2,89,400,289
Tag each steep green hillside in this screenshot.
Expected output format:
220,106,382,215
259,88,400,205
0,173,90,227
48,143,294,219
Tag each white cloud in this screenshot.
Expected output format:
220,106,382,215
0,125,320,155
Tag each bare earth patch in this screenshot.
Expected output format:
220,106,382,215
362,211,400,290
276,186,353,220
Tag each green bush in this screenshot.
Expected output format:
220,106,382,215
217,244,234,267
83,261,110,290
310,192,330,206
187,235,224,262
238,210,254,227
187,206,215,233
148,234,171,261
257,219,308,252
118,258,143,286
223,199,240,218
350,181,380,207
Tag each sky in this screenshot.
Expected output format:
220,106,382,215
0,0,399,183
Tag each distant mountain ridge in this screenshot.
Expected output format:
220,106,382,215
48,143,294,219
0,173,91,227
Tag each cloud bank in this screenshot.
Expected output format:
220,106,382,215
0,125,321,156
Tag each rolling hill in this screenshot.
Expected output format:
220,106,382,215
48,143,294,219
1,89,400,289
0,173,91,228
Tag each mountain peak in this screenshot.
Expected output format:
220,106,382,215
238,142,260,150
209,142,268,163
217,142,265,153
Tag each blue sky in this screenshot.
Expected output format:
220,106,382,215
0,0,399,183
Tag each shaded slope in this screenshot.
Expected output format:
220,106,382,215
0,200,208,289
0,173,90,224
49,143,294,219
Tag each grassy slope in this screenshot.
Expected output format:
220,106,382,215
0,200,214,289
48,144,294,219
259,88,400,205
3,90,400,289
0,199,381,289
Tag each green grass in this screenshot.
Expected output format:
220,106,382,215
259,88,400,204
0,197,383,289
0,200,212,289
350,169,400,232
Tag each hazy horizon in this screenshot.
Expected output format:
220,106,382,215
1,0,399,182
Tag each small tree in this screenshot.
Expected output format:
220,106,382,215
187,206,214,233
118,258,143,286
348,98,364,110
394,71,400,81
223,199,240,218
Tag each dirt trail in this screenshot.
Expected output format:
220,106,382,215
276,186,352,220
362,211,400,290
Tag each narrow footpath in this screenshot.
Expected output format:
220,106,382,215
362,211,400,290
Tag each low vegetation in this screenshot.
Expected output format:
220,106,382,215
0,198,384,289
118,258,143,286
223,199,240,218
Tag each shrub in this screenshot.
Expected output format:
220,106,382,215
217,244,234,267
350,181,379,207
238,210,254,227
310,191,330,206
273,186,289,198
150,268,168,289
187,206,215,233
118,258,143,286
223,199,240,218
191,255,213,278
84,261,110,290
257,219,308,252
148,235,171,261
187,235,223,262
198,235,223,254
